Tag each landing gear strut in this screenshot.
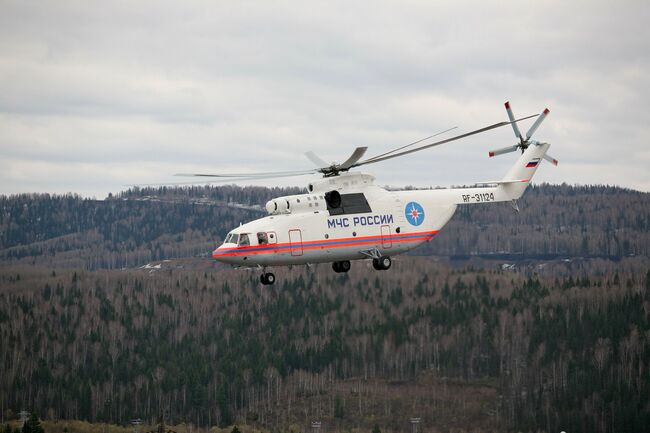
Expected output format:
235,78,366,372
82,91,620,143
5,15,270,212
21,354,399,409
372,256,392,271
332,260,351,273
260,272,276,285
359,248,392,271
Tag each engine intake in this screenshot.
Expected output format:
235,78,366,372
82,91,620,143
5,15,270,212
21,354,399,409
325,190,341,209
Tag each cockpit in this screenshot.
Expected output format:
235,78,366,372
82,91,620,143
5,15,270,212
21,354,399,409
223,232,237,245
223,232,250,247
222,231,275,248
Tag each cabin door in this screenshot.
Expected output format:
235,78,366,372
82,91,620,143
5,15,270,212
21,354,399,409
381,225,392,248
289,229,303,256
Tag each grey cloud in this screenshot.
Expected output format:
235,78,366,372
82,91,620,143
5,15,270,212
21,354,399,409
0,0,649,197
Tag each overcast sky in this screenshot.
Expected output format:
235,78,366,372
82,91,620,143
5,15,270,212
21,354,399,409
1,0,649,198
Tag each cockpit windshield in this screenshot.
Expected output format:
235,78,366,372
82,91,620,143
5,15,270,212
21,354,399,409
223,232,250,246
224,233,239,245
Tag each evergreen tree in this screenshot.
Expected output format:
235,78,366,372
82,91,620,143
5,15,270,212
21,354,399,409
21,414,44,433
334,394,345,418
217,383,231,427
372,424,381,433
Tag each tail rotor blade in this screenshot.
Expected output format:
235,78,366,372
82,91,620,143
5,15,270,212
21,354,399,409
526,108,550,140
488,144,519,157
543,153,559,166
504,101,523,142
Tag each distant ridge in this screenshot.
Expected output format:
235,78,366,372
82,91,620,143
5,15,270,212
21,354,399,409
1,184,648,270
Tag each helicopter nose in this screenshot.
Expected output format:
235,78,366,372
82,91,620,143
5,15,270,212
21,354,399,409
212,245,226,260
212,245,239,264
212,245,228,261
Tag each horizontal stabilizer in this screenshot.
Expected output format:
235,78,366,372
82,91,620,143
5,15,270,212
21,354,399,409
475,179,529,186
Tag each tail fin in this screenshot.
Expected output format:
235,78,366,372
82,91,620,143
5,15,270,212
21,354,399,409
458,142,551,205
500,142,551,199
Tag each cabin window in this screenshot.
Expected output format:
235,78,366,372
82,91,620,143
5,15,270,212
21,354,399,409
257,232,268,245
238,233,250,247
326,193,372,216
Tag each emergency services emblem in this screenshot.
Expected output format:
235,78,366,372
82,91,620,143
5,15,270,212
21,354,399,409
405,201,425,226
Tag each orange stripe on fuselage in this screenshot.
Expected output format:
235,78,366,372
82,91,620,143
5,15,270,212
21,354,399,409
212,230,438,258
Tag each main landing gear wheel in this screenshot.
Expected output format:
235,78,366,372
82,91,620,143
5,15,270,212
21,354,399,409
373,256,392,271
260,272,275,285
332,260,351,273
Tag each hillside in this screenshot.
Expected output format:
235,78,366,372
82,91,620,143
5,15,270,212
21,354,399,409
1,257,649,432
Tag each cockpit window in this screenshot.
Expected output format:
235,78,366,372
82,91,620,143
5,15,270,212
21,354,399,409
257,232,268,245
225,233,239,245
238,233,250,247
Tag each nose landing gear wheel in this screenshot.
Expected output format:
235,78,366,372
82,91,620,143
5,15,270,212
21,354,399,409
332,260,351,273
260,272,276,285
373,256,392,270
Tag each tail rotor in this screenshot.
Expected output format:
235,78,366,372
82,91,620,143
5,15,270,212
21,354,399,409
489,102,559,166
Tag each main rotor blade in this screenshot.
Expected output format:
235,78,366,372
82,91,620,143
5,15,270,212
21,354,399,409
526,108,550,140
504,101,523,142
130,172,316,187
338,146,368,170
362,126,458,164
174,169,317,178
488,144,519,157
304,151,329,168
353,113,539,168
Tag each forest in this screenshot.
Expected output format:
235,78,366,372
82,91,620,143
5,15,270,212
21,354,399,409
0,184,649,433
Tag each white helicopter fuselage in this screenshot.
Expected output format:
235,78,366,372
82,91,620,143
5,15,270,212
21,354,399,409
212,142,551,268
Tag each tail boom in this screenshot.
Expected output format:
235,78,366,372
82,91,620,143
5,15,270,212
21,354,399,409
452,142,551,205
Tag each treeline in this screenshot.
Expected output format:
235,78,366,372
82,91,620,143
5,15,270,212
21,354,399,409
420,183,650,258
0,185,303,249
0,186,300,269
1,257,649,432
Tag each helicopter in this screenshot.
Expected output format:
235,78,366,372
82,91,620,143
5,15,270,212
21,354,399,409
179,101,558,285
